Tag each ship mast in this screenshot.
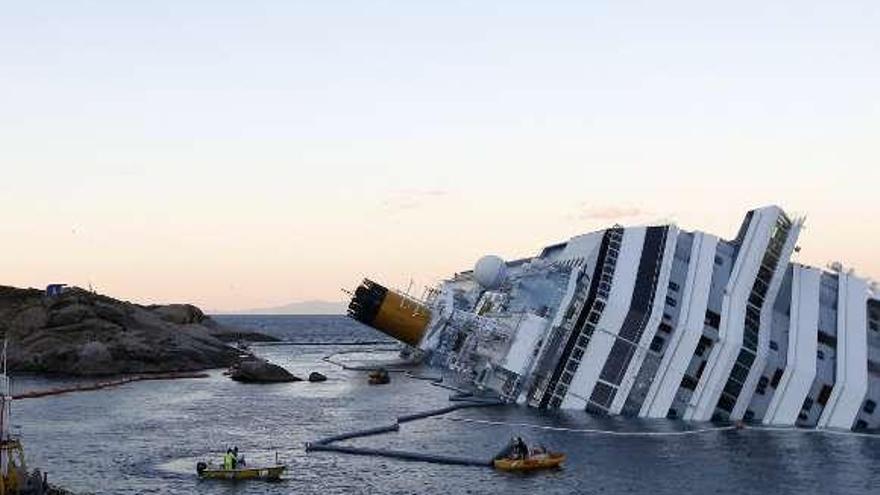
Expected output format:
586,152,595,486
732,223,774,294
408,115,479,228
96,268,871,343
0,338,10,481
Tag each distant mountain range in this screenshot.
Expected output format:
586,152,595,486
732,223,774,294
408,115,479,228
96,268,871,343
212,300,347,315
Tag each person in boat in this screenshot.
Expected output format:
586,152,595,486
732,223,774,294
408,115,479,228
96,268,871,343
503,436,528,460
223,448,235,470
233,446,246,468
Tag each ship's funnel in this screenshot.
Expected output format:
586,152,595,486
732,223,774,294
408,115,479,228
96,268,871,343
347,279,430,346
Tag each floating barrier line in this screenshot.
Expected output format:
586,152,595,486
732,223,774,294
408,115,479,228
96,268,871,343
12,371,210,400
307,444,492,467
313,423,400,445
306,399,505,467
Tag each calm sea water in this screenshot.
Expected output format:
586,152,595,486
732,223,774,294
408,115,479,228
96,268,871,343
14,316,880,494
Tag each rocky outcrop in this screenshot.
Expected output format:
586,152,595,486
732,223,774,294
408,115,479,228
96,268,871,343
148,303,208,325
229,358,301,383
0,285,258,376
308,371,328,382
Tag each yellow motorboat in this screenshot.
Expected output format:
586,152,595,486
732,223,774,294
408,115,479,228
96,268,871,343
196,462,286,481
493,453,566,472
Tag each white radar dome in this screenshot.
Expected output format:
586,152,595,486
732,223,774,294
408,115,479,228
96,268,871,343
474,255,507,289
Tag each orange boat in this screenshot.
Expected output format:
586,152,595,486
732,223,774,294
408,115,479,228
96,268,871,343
493,453,566,472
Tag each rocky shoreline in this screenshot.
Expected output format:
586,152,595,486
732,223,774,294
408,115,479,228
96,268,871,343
0,285,275,376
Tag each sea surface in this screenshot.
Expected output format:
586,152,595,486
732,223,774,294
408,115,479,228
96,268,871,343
14,315,880,494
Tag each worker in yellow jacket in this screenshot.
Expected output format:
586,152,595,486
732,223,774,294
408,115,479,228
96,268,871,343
223,449,235,470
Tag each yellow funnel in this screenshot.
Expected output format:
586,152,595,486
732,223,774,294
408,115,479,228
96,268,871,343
347,279,430,346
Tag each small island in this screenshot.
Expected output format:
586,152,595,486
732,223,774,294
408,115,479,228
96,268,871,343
0,285,277,376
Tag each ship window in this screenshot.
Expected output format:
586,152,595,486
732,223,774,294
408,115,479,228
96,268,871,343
736,349,755,368
665,296,677,307
577,334,590,347
818,332,837,348
730,363,749,383
723,380,743,398
817,350,825,360
691,363,705,383
869,321,878,332
658,322,673,334
681,375,698,391
771,368,783,388
798,412,808,421
649,335,665,353
802,397,814,411
816,385,833,407
717,394,736,412
561,371,573,385
591,382,615,407
663,312,672,321
572,348,584,361
863,399,876,414
588,311,601,324
667,408,678,419
769,340,779,351
855,420,868,430
668,281,680,292
704,310,721,329
714,256,723,265
594,300,606,312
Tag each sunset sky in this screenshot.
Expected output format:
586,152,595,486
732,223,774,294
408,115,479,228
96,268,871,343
1,1,878,311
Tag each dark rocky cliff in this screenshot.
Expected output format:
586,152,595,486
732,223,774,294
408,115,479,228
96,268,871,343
0,286,252,375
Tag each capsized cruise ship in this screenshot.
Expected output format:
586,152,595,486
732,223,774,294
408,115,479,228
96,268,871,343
348,206,880,431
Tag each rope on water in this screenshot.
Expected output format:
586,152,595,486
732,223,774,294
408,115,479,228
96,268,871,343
748,425,880,440
321,347,412,372
253,340,392,347
435,417,880,439
434,417,737,436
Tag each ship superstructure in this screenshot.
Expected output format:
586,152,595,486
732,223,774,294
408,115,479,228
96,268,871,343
348,206,880,431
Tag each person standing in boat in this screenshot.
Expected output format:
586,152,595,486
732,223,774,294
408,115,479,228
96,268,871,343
234,446,246,468
510,436,529,460
223,449,235,470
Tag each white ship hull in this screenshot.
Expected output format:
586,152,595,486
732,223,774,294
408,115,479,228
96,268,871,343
349,206,880,432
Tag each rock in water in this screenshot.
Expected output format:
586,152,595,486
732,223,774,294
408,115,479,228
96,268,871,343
308,371,327,382
230,358,302,383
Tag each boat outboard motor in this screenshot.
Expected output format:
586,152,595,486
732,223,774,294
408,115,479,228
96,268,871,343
196,462,207,475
